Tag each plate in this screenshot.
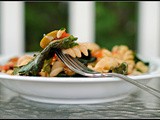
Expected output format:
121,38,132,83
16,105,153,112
0,54,160,104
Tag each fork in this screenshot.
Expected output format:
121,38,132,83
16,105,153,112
55,49,160,99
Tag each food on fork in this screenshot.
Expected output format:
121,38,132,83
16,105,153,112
0,28,149,77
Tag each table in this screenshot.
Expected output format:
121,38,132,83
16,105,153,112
0,79,160,119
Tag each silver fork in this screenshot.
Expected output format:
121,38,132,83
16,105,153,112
55,49,160,99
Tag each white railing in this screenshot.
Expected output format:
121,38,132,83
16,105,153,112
138,1,160,58
69,1,95,43
137,1,160,91
0,1,160,59
0,1,25,56
1,1,160,57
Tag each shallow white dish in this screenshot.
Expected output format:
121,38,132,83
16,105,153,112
0,54,160,104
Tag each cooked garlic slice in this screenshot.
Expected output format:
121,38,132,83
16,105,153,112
57,28,66,38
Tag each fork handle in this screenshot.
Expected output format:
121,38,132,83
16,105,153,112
102,73,160,99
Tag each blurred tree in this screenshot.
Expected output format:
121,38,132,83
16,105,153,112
95,2,138,51
25,2,138,52
25,2,68,52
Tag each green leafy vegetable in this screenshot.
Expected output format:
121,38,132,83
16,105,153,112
78,50,96,65
110,62,128,75
41,58,52,74
60,27,66,31
13,35,78,76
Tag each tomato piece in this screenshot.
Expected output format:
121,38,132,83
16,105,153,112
9,57,19,63
0,66,2,71
2,65,10,71
92,50,103,58
52,53,57,62
59,32,70,39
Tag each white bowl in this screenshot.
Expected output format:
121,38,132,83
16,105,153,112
0,54,160,104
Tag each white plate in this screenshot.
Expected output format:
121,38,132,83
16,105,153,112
0,54,160,104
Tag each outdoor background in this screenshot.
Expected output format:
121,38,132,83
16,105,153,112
25,2,138,52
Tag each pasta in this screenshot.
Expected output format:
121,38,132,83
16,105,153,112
88,56,119,73
0,28,150,77
135,61,149,73
50,60,65,77
62,43,88,58
17,55,34,67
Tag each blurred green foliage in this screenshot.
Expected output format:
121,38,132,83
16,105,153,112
95,2,138,51
25,2,138,52
25,2,69,52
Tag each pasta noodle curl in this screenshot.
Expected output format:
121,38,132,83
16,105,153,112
62,43,89,58
17,55,34,67
50,60,65,77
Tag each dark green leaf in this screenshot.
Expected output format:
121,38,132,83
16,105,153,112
78,50,97,65
13,35,78,76
111,62,128,75
42,58,52,73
